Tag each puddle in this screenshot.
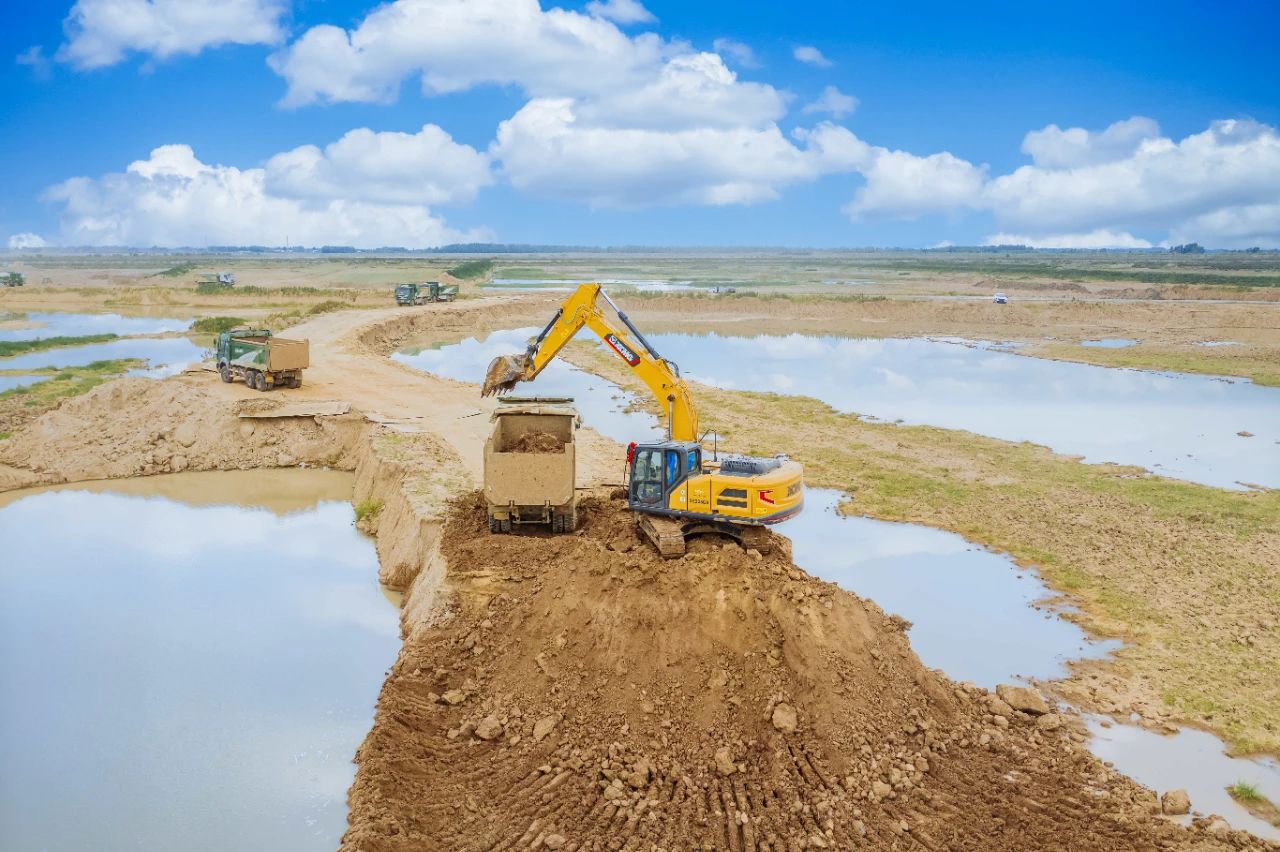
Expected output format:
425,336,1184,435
393,327,663,444
786,489,1118,686
1,336,206,375
0,375,45,394
0,311,191,342
821,279,877,286
1081,338,1139,348
1086,718,1280,840
1198,341,1242,348
0,469,398,851
639,331,1279,490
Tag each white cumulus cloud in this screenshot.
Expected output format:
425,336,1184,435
712,38,758,68
983,230,1153,249
58,0,287,69
846,149,988,219
43,143,489,248
264,124,493,205
269,0,670,106
7,233,47,249
802,85,858,119
1020,116,1161,169
793,45,832,67
493,101,864,207
584,0,655,24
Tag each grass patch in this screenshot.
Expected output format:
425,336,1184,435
354,498,384,522
0,431,9,441
154,262,197,277
1037,342,1280,388
306,299,350,315
0,312,27,323
1229,781,1262,802
190,316,247,334
0,359,142,402
0,333,119,358
447,259,494,279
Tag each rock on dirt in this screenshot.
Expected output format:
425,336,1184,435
997,683,1051,715
474,715,504,741
1162,789,1191,815
532,715,557,742
771,701,798,733
714,746,737,776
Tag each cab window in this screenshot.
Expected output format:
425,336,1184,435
665,450,681,486
632,448,663,504
687,448,700,473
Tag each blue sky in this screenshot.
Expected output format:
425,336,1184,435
2,0,1277,249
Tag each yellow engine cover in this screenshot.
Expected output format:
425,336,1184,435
670,459,804,524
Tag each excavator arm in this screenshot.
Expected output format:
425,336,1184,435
482,283,699,441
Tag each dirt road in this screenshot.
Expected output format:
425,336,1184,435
198,303,621,485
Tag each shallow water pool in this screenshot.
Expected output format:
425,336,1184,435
0,469,398,851
0,311,191,342
644,331,1278,490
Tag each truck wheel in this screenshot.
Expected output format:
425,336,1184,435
488,514,500,533
500,517,512,534
290,376,303,389
253,372,268,392
218,364,232,383
551,513,563,534
244,370,256,388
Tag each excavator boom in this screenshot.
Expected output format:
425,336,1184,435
481,282,804,557
482,284,699,441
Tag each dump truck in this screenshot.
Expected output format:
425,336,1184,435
395,281,458,305
484,397,579,533
215,328,309,391
1,272,25,287
199,272,235,287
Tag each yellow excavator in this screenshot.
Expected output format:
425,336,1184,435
482,283,804,557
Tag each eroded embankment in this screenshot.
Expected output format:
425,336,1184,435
0,376,365,491
342,484,1268,851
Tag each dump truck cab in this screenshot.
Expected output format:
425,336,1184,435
395,283,423,305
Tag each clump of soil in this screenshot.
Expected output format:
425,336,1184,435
509,430,564,454
344,493,1260,851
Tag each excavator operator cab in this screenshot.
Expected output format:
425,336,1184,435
626,440,702,508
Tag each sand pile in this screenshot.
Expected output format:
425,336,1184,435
509,430,564,454
345,494,1260,851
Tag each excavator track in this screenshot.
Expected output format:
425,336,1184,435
638,513,687,559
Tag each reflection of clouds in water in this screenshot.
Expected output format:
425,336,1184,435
5,494,368,569
0,312,191,342
0,483,395,851
1,336,204,372
299,583,401,639
649,332,1279,490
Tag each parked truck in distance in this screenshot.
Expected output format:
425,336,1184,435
215,328,309,391
484,397,578,533
394,281,458,305
2,272,25,287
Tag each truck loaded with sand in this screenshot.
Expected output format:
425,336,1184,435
484,397,579,533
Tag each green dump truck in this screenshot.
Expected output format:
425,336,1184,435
1,272,25,287
394,281,458,305
215,329,309,391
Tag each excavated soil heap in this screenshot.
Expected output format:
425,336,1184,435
509,430,565,454
345,494,1258,851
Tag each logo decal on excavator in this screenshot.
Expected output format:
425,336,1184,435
605,333,641,366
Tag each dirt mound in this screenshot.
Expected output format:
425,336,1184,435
509,430,565,454
0,377,363,488
345,494,1254,851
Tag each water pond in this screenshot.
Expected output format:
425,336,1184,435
0,469,398,851
643,331,1279,490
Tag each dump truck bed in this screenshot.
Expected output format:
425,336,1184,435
227,336,309,371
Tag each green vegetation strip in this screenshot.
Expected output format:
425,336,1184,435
0,333,119,358
447,259,494,279
190,316,247,334
0,359,142,404
1035,342,1280,387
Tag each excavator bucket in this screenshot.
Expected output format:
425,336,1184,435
481,353,529,397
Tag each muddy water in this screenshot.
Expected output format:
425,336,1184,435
0,469,397,851
787,489,1119,686
394,327,663,444
643,331,1279,490
0,311,192,341
1087,718,1280,840
0,312,204,379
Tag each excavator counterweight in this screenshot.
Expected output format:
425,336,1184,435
481,283,804,556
